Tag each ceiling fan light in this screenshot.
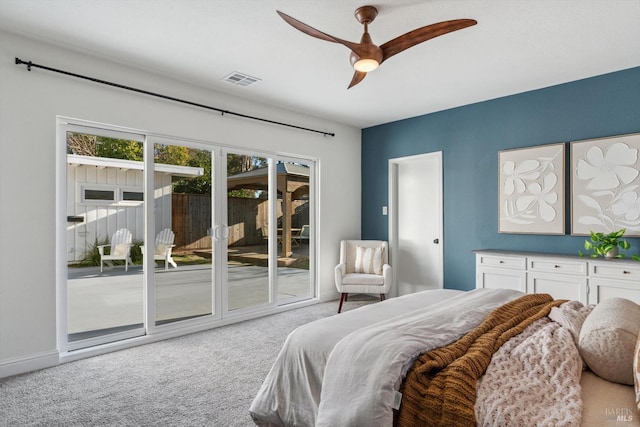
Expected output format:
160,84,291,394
353,58,379,72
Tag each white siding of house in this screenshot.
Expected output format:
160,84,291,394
155,172,173,240
66,164,173,263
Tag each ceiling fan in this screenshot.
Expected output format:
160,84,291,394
277,6,477,89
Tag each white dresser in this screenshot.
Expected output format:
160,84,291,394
475,250,640,304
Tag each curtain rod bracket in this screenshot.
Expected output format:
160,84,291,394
15,57,32,71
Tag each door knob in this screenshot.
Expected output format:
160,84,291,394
433,238,439,244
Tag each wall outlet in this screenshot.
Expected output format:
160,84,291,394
382,206,388,215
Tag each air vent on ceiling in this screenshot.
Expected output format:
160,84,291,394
223,72,261,87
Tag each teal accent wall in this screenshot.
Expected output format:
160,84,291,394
361,66,640,291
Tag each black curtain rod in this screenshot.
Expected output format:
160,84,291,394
15,57,335,137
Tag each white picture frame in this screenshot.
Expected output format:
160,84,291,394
498,143,565,234
571,133,640,236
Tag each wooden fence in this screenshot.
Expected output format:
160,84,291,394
172,193,308,252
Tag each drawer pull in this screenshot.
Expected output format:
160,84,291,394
554,265,560,268
499,260,504,264
623,270,630,274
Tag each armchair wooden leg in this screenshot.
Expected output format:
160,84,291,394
380,294,386,301
338,293,348,313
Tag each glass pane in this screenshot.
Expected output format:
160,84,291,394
226,154,270,311
84,189,115,201
66,132,145,344
154,143,213,325
122,191,143,201
276,161,312,304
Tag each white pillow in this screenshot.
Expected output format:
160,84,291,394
112,243,130,256
354,245,383,275
579,298,640,385
156,243,169,256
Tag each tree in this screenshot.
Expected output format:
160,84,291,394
155,144,189,166
227,154,266,175
172,148,212,194
96,137,143,160
67,133,143,160
67,133,97,156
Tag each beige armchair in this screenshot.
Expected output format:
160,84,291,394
334,240,392,313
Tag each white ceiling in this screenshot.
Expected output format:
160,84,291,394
1,0,639,129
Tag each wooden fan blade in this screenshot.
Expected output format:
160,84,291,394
348,71,367,89
380,19,477,63
277,10,362,52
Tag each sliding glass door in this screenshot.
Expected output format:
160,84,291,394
65,126,146,349
153,142,214,326
225,155,314,311
62,121,316,352
225,152,271,311
275,160,313,305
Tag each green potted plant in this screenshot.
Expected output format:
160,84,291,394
579,228,640,260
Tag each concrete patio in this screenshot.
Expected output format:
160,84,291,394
67,261,311,338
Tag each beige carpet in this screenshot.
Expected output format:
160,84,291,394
0,296,375,426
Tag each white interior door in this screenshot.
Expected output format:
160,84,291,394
389,151,443,296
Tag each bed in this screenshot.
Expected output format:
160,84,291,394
249,288,640,427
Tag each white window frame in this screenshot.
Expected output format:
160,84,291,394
57,116,320,364
79,184,144,206
119,186,144,205
81,185,116,203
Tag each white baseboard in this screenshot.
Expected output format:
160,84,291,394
319,290,340,303
0,350,59,378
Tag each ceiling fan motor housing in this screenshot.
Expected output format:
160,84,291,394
349,32,383,70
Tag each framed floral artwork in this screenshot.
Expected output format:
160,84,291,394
571,133,640,236
498,143,565,234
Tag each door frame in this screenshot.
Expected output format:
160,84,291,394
388,151,444,297
59,121,149,352
57,117,318,361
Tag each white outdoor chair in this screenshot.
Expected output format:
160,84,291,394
292,225,310,249
143,228,177,271
98,228,134,272
334,240,392,313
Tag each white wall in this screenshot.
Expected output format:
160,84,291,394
0,31,361,375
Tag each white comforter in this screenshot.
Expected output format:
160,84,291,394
249,288,523,427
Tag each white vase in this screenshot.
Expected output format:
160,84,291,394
605,247,618,258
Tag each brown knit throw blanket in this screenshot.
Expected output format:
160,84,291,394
396,293,565,427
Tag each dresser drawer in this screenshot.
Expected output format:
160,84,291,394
527,272,587,301
589,278,640,304
590,262,640,281
528,258,588,276
477,254,526,270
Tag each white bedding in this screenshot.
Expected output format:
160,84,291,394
249,288,523,427
249,289,462,426
315,288,523,427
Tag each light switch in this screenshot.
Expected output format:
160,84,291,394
382,206,388,215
